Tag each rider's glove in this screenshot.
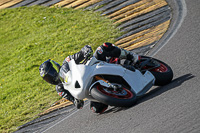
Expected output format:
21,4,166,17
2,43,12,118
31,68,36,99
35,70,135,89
81,45,93,58
63,93,84,109
56,84,75,102
62,92,74,102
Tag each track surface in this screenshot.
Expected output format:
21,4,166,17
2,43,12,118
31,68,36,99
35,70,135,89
40,0,200,133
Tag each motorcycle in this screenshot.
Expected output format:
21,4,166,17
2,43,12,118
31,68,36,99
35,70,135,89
62,55,173,107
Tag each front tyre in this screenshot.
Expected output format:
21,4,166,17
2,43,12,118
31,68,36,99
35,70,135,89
90,84,136,107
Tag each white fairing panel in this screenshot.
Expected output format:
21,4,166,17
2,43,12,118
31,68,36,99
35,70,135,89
64,59,155,99
123,69,155,94
64,60,126,99
63,60,94,99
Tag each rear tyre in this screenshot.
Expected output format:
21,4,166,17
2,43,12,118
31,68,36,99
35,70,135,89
141,56,173,86
90,84,136,107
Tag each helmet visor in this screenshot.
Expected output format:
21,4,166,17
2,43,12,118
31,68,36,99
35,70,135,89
43,65,60,85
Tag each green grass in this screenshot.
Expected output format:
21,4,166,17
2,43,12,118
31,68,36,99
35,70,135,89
0,6,122,132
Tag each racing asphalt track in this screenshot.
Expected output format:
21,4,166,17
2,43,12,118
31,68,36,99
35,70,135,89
38,0,200,133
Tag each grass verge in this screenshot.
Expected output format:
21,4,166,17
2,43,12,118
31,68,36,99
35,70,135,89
0,6,121,132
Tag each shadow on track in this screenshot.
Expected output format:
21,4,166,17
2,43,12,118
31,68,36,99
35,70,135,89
103,73,195,114
137,73,195,103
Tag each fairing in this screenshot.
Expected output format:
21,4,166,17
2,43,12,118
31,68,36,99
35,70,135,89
63,58,155,99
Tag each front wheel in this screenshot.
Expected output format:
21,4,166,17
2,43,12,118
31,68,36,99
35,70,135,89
90,84,136,107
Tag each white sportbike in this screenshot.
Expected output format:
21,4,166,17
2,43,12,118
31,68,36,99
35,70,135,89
63,55,173,107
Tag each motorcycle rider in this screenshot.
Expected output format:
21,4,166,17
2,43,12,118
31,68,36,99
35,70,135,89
39,42,139,114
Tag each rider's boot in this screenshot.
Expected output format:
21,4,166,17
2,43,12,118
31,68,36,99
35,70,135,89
90,101,108,114
119,48,140,64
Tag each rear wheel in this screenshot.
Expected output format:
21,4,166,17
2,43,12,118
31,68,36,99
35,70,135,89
141,56,173,86
91,84,136,107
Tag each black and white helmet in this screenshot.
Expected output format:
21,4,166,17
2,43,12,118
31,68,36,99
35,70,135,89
39,59,61,85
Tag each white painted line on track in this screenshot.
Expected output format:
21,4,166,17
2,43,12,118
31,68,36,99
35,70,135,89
40,102,89,133
149,0,187,57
